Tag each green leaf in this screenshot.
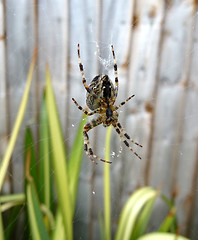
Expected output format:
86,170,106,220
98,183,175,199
0,198,25,212
0,210,4,240
26,183,50,240
0,48,37,190
103,126,112,240
39,95,53,211
158,207,177,233
68,113,87,216
24,127,38,189
115,187,157,240
0,193,25,204
4,206,22,240
45,66,73,239
52,209,65,240
26,148,49,240
131,194,157,239
160,194,175,208
137,232,190,240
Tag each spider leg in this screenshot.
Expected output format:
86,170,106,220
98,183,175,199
112,122,142,160
115,95,135,110
72,98,99,116
78,44,91,93
83,117,112,164
117,122,143,147
111,45,118,97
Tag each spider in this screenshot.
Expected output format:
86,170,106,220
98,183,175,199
72,44,142,164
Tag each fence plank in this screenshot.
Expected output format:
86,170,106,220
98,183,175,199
183,7,198,239
3,0,35,193
0,0,10,193
148,0,196,232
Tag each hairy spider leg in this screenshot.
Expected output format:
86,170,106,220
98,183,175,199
111,45,118,97
77,44,91,93
72,98,99,116
112,122,142,160
115,95,135,110
83,118,112,164
117,121,143,147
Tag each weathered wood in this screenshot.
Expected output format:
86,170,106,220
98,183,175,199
38,0,69,134
148,1,196,233
0,0,10,193
184,6,198,239
0,0,7,155
4,0,35,193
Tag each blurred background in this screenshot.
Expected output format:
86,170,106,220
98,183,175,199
0,0,198,239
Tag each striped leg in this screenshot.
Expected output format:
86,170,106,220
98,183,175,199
117,122,143,147
72,98,99,115
83,117,112,164
111,45,118,97
78,44,91,93
115,95,135,110
112,122,142,160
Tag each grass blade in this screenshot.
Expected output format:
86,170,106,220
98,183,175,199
137,232,190,240
26,149,49,240
131,193,158,239
0,200,25,212
39,95,53,210
0,48,37,190
0,210,4,240
104,126,112,240
158,206,177,233
4,206,23,240
115,187,156,240
0,194,25,204
24,127,38,189
45,66,72,239
26,183,50,240
68,114,87,215
52,209,65,240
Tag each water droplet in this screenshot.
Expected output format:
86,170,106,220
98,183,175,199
72,124,74,127
111,152,115,158
92,191,95,195
119,147,123,153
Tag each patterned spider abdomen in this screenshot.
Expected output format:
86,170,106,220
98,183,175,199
86,75,116,110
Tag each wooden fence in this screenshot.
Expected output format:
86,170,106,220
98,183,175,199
0,0,198,239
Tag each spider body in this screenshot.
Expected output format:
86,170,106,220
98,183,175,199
86,75,116,111
72,44,142,164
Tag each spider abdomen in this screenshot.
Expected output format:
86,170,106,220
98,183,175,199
86,75,116,110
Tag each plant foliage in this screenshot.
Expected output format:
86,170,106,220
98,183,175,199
0,54,190,240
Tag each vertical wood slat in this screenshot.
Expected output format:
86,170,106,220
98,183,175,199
147,0,197,230
89,0,138,238
5,0,35,193
0,0,11,193
69,1,104,239
38,0,68,133
127,0,165,191
171,2,196,236
0,0,6,155
185,7,198,239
